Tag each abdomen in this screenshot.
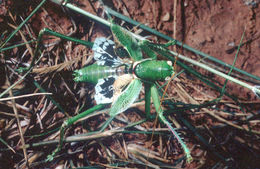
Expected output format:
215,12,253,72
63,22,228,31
73,64,119,84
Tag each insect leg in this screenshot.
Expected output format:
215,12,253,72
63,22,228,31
163,40,177,48
150,84,192,163
46,104,106,161
139,40,158,59
144,82,152,120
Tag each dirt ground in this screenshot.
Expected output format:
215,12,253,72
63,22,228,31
0,0,260,168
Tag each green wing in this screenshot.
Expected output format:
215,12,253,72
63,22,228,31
109,79,142,116
111,23,143,61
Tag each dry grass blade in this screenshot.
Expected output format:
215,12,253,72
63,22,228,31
32,57,81,74
128,144,170,163
0,92,52,101
175,82,260,135
5,70,29,168
8,11,34,58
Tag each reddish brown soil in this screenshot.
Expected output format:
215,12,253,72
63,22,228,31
0,0,260,168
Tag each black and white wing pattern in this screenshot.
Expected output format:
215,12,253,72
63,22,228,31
92,37,123,67
94,76,116,104
92,37,121,104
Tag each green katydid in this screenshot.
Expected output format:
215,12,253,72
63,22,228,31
45,18,192,162
8,1,191,161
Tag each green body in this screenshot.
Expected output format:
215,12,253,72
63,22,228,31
73,64,118,84
134,60,173,81
74,60,174,84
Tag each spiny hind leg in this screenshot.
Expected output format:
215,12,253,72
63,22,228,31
150,84,192,162
46,104,106,161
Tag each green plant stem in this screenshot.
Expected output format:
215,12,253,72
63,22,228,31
220,29,245,98
0,40,35,52
169,50,260,96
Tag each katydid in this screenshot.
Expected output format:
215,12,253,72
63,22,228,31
45,19,192,162
11,2,192,161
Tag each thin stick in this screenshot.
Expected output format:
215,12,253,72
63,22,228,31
168,50,260,96
5,70,29,168
8,12,34,57
0,93,52,102
173,0,177,51
0,51,46,99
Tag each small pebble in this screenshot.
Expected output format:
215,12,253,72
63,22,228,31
162,12,170,22
227,42,235,47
